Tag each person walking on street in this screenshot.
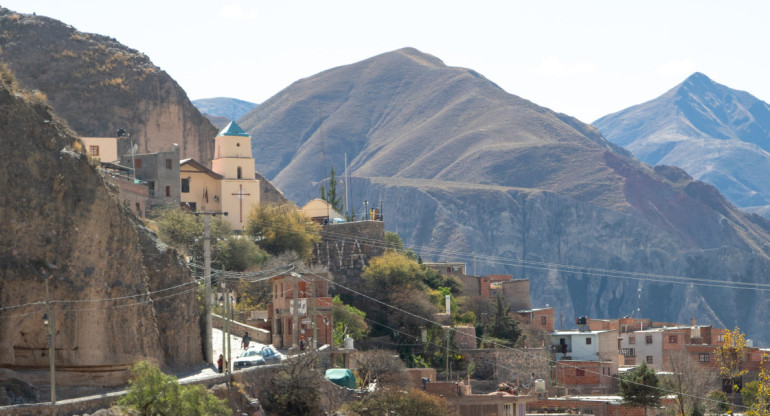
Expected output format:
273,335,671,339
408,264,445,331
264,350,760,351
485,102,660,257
217,354,224,373
242,331,251,349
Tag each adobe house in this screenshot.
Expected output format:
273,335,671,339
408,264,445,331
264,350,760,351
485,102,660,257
423,379,534,416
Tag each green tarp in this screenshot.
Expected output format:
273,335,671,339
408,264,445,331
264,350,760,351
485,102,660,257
325,368,356,389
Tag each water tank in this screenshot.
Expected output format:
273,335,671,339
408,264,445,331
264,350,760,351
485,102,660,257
344,336,354,350
534,379,546,393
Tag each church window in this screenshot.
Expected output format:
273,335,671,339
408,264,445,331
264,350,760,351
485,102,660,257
237,166,242,179
181,178,190,193
166,158,172,169
89,145,99,156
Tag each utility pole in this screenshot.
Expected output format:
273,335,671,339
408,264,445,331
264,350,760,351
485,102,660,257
311,275,317,350
44,278,56,404
194,211,228,365
226,288,231,374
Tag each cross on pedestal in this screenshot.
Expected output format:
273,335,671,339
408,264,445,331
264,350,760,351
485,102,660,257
232,184,251,223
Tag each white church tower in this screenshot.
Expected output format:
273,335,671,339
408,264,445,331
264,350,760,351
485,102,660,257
211,121,260,231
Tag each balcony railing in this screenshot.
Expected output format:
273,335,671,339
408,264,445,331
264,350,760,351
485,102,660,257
619,347,636,357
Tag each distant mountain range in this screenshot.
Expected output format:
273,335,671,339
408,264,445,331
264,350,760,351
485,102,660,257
192,97,257,129
239,48,770,344
594,73,770,218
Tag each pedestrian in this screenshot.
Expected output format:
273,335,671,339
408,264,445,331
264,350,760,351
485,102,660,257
242,331,251,349
217,354,224,373
299,339,305,351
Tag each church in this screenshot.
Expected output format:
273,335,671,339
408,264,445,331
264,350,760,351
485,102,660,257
180,121,260,231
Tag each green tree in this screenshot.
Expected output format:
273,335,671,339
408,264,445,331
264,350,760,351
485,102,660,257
153,207,231,260
245,204,321,259
118,361,230,416
320,165,343,213
214,236,268,271
361,252,437,337
483,295,521,344
333,295,369,346
707,391,730,414
619,362,663,414
747,363,770,416
384,231,404,250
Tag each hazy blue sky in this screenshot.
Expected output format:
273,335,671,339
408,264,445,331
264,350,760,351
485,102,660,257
4,1,768,123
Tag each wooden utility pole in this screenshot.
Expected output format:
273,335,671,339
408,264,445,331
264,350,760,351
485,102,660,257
312,275,317,349
44,278,56,404
196,210,227,364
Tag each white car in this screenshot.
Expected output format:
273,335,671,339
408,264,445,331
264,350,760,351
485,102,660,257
233,347,265,369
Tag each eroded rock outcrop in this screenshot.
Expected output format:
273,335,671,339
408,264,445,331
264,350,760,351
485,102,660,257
0,71,202,385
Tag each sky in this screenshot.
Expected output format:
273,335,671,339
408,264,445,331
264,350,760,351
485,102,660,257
3,0,769,123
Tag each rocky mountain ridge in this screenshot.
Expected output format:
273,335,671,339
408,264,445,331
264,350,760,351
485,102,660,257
594,72,770,217
0,8,217,165
240,48,770,344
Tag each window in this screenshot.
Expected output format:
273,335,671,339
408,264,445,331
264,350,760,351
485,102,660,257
135,202,141,216
576,369,585,377
646,356,653,364
134,159,142,169
699,353,709,362
586,337,592,345
237,166,242,179
181,178,190,193
541,316,547,325
165,186,171,197
166,158,172,169
89,145,100,156
717,335,725,342
669,335,678,344
646,335,653,344
629,336,635,344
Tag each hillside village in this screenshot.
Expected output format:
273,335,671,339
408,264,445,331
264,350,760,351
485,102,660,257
3,5,770,416
2,119,762,416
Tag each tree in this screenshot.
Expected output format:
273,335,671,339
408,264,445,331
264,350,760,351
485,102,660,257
619,362,663,414
333,295,369,345
320,165,343,213
214,236,268,271
746,362,770,416
715,327,748,393
153,207,231,260
245,203,320,259
118,361,230,416
663,350,717,416
338,388,457,416
483,295,521,344
259,354,325,416
353,349,409,388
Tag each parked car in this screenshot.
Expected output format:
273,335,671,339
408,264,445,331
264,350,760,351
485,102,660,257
258,346,283,364
233,347,265,369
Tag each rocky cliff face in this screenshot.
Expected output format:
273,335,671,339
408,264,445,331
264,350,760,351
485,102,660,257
0,8,216,164
0,71,202,384
239,48,770,344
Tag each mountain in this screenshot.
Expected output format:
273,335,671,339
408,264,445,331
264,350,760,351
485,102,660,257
0,67,202,385
240,48,770,344
0,8,217,164
594,73,770,217
192,97,258,123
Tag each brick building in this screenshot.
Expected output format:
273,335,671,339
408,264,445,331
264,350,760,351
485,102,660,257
268,272,333,349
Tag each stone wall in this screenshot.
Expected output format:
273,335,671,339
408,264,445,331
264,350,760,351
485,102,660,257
463,348,549,385
312,221,385,288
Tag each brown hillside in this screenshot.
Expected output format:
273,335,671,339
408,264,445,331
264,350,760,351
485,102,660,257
240,47,770,344
0,8,216,164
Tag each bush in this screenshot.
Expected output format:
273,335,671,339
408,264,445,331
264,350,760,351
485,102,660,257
117,361,230,416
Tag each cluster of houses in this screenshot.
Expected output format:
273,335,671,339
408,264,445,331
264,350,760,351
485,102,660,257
81,125,764,416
